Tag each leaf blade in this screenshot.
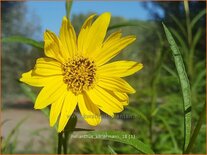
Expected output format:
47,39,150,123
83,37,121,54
65,0,73,19
86,131,154,154
190,9,206,29
163,23,192,152
2,36,43,49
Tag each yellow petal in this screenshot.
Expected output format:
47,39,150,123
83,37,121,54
20,70,56,87
58,91,77,132
78,93,101,126
82,12,111,56
87,86,124,116
44,30,65,62
98,77,136,94
34,77,66,109
33,57,63,76
59,16,77,58
78,14,96,54
49,90,67,127
104,31,122,43
97,61,143,77
95,35,136,66
111,91,129,106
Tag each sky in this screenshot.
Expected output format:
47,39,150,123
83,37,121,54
26,1,163,39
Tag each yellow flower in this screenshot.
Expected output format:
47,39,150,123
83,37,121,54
20,12,143,132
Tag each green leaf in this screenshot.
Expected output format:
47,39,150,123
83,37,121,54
2,36,43,49
62,114,77,154
185,103,206,153
169,14,186,37
64,114,77,132
169,28,188,55
126,106,149,124
190,9,206,29
19,83,49,117
65,0,73,19
108,22,146,31
191,27,202,51
108,145,117,154
2,117,27,152
192,69,206,92
86,131,154,154
157,116,180,152
163,23,192,152
1,119,9,127
162,64,178,78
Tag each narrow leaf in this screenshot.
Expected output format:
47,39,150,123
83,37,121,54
108,22,146,31
169,27,188,55
163,23,192,152
19,83,49,117
2,117,27,150
2,36,43,49
86,131,154,154
108,145,117,154
192,69,206,92
162,64,178,78
157,116,179,152
185,103,206,153
126,107,149,124
65,0,73,20
169,14,186,37
190,9,206,29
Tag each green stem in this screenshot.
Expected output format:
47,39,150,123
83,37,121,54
149,46,164,145
184,0,194,80
58,132,63,154
63,132,68,154
184,0,192,46
184,103,206,153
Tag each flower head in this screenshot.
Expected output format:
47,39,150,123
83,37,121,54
20,12,143,132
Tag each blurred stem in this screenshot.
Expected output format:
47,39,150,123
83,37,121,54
184,0,193,79
184,103,206,153
63,132,68,154
58,132,63,154
184,0,192,45
57,115,77,154
149,45,165,146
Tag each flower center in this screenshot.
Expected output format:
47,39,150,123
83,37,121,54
62,56,96,95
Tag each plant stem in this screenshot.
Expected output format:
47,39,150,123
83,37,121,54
184,0,192,46
63,132,68,154
58,132,63,154
184,0,194,80
184,103,206,153
58,115,77,154
149,45,164,146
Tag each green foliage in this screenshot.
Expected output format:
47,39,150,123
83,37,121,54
86,131,154,154
1,117,27,154
2,36,44,49
163,23,192,151
65,0,73,19
1,2,42,107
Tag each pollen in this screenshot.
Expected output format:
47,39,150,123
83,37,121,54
62,56,96,95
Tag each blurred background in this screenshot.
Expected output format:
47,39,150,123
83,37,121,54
1,1,206,154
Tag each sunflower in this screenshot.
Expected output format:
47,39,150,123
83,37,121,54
20,12,143,132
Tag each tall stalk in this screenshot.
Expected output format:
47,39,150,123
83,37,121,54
184,0,194,80
149,37,165,146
